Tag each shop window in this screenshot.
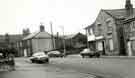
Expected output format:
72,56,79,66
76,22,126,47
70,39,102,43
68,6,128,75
109,39,113,51
97,41,103,51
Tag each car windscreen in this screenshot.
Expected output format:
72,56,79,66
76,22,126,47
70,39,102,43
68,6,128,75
48,51,60,54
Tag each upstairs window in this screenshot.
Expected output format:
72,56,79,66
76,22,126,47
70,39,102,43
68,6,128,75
87,28,93,36
96,22,102,36
106,18,113,32
106,18,113,27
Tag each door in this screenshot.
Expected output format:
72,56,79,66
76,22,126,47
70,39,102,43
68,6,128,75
127,41,132,56
24,49,27,57
102,41,106,55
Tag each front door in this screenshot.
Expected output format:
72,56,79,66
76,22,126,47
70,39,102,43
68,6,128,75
127,41,132,56
24,49,27,57
119,36,126,55
102,41,106,55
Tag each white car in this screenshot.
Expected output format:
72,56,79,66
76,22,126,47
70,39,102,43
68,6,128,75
30,52,49,63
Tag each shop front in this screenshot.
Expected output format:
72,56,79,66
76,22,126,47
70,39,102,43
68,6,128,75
95,36,106,55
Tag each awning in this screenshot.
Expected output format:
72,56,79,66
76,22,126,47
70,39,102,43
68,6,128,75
95,36,104,40
88,35,95,41
88,36,104,42
129,37,135,41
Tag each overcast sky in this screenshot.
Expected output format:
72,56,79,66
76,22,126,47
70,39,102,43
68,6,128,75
0,0,134,35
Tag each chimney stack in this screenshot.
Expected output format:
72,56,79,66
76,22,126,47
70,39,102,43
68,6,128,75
40,23,45,32
125,0,133,17
23,28,30,36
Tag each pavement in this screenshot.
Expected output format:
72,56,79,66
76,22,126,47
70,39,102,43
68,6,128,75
67,54,135,59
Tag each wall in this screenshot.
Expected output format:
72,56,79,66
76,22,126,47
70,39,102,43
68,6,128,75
32,38,53,53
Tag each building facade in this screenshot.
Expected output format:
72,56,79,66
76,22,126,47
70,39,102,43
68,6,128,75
20,25,55,57
85,0,135,56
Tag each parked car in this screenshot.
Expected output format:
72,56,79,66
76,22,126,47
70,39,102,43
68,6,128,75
47,50,64,57
30,52,49,63
80,48,100,58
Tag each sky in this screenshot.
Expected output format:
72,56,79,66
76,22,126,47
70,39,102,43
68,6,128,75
0,0,135,35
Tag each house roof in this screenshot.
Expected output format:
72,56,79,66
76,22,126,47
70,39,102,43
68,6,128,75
85,22,95,29
23,31,52,40
64,32,85,39
103,8,135,18
64,34,77,39
103,9,127,18
0,34,23,43
85,8,135,29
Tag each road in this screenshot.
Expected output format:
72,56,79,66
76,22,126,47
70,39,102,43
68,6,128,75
50,55,135,78
0,57,96,78
0,55,135,78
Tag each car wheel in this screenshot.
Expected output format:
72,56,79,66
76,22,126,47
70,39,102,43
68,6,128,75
31,60,35,63
89,55,92,58
82,55,84,58
45,59,49,63
97,55,100,58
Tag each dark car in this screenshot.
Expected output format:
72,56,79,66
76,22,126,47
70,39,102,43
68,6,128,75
80,48,100,58
47,50,64,58
29,52,49,63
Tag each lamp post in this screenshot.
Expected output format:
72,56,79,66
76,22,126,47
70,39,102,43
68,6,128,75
59,26,66,57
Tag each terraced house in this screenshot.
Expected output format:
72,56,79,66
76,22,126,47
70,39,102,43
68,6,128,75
85,0,135,56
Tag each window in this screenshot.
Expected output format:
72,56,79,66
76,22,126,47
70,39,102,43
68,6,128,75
20,42,22,47
97,23,101,26
97,41,103,51
130,22,135,32
96,23,102,36
87,28,93,35
106,19,113,32
106,18,111,25
109,39,113,51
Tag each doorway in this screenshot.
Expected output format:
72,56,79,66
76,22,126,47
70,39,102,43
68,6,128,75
102,41,106,55
127,41,132,56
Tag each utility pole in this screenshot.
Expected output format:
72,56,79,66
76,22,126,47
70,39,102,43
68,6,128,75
86,29,89,48
50,21,55,49
59,26,66,57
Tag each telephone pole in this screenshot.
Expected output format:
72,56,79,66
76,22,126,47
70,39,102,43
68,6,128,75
50,21,55,49
59,26,66,56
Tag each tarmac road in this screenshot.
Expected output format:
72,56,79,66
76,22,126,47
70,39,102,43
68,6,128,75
0,57,96,78
0,55,134,78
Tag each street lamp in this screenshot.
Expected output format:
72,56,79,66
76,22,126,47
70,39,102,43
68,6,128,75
59,26,66,57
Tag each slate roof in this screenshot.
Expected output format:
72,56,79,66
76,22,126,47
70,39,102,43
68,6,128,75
85,8,135,29
0,34,23,43
64,33,85,39
85,22,95,29
64,34,77,39
103,8,135,18
23,31,52,40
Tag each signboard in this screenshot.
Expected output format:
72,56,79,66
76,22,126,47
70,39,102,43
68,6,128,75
95,36,104,40
87,35,95,41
